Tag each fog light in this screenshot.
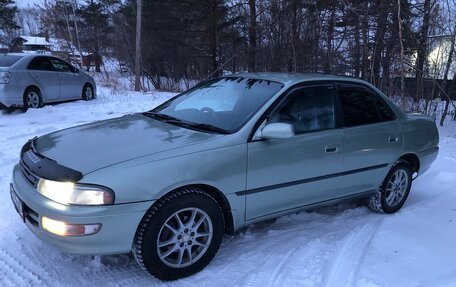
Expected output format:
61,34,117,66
41,217,101,237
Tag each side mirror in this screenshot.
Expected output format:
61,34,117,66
261,122,295,140
72,67,79,73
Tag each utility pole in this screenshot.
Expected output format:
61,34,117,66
134,0,142,91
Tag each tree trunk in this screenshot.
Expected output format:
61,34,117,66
439,31,456,126
134,0,142,91
361,1,369,80
209,0,218,76
94,21,101,73
290,0,298,72
354,21,360,78
397,0,406,108
415,0,433,102
248,0,256,72
324,5,336,74
371,3,389,85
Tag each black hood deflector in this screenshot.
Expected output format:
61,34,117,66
20,138,83,183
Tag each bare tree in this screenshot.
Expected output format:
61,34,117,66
397,0,406,108
248,0,256,72
134,0,142,91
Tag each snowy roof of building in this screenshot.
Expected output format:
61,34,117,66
20,36,50,46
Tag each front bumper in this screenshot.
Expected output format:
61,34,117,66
11,164,153,255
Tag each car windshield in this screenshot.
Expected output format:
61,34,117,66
0,55,23,67
147,77,284,133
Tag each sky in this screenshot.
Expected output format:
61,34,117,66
16,0,44,8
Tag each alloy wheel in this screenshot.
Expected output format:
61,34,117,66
385,169,409,207
27,91,40,108
85,86,93,100
156,207,213,268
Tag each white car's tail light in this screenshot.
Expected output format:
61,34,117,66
0,71,11,84
41,217,101,236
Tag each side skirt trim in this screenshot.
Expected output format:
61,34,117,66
236,163,389,196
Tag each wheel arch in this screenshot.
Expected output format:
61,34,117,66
23,85,42,99
397,153,420,174
158,184,235,236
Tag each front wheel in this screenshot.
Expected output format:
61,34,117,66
133,188,224,280
367,162,412,213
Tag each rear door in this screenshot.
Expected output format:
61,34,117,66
337,84,403,194
27,56,60,101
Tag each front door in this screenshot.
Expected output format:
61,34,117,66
49,58,81,100
245,84,344,220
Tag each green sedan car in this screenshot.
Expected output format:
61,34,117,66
10,73,439,280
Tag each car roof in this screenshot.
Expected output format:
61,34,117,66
227,72,370,87
1,53,34,58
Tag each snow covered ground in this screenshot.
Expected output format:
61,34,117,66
1,86,456,286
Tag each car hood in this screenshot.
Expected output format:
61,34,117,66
34,114,223,174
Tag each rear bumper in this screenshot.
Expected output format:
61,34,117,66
0,83,24,107
418,146,439,176
11,164,152,255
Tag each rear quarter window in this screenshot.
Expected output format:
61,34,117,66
0,55,23,67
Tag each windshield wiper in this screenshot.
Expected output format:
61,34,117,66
184,123,230,134
143,112,184,123
143,112,229,134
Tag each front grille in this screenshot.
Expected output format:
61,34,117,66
20,159,40,187
24,204,39,227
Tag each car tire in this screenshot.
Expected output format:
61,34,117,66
23,87,43,109
82,84,94,101
367,161,412,213
133,188,224,281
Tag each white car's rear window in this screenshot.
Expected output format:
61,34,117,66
0,55,23,67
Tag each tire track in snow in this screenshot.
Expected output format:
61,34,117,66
0,247,43,286
267,248,298,287
243,239,321,287
81,255,149,286
321,220,381,287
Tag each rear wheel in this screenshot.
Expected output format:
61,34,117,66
82,84,94,101
23,87,43,109
133,188,224,280
367,162,412,213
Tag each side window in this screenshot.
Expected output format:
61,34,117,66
28,57,54,71
339,87,395,127
50,58,72,72
269,85,336,134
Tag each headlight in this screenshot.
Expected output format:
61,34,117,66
37,179,114,205
0,71,11,84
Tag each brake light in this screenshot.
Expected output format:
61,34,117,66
0,71,11,84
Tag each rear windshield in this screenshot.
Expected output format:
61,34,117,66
0,55,23,67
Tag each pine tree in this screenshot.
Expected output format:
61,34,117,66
78,0,111,72
0,0,19,44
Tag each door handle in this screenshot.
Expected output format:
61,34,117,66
325,145,339,153
388,136,398,143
